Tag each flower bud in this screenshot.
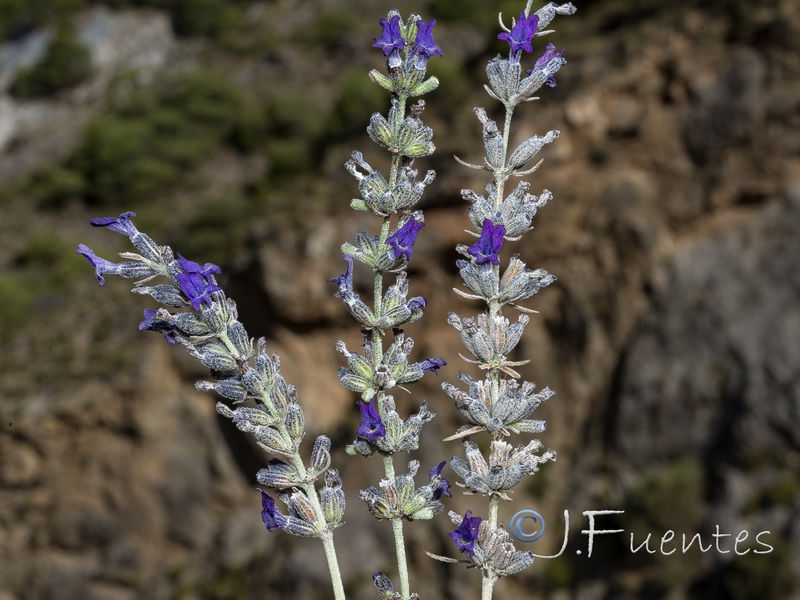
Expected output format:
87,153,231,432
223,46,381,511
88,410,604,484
373,572,395,598
284,403,305,442
256,458,302,489
310,435,332,474
226,320,251,361
320,470,346,525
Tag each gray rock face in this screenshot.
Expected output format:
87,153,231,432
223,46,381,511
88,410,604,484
612,193,800,467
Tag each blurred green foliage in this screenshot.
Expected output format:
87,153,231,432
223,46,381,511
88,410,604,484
429,0,521,33
724,538,798,600
34,70,265,208
10,26,92,98
745,470,800,514
262,94,326,179
0,231,83,339
295,8,357,48
168,0,243,38
542,554,574,589
0,0,84,40
624,458,706,539
171,192,252,265
0,0,250,43
427,57,472,115
0,274,34,339
325,68,385,141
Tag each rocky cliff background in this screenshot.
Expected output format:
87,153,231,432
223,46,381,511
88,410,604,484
1,0,799,599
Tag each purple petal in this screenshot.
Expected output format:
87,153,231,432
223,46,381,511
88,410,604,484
138,308,177,344
386,217,425,261
76,243,121,285
176,272,222,311
526,42,565,86
467,219,506,266
257,488,287,532
373,15,405,57
449,509,482,555
176,253,221,279
414,19,442,59
534,43,563,71
89,211,138,238
420,357,446,374
497,12,539,60
429,460,452,500
356,400,386,444
328,255,355,293
407,296,427,311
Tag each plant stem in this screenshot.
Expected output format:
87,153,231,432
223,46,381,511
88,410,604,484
392,518,412,600
370,97,414,598
276,420,347,600
481,494,501,600
478,99,517,600
488,493,499,527
321,531,348,600
481,571,499,600
382,453,412,600
298,479,347,600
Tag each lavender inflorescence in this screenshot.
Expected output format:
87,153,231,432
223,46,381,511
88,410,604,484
76,211,348,598
433,2,575,597
328,10,448,599
76,3,575,599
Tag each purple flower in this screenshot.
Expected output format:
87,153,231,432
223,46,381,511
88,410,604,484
89,211,138,237
420,357,446,374
467,219,506,266
138,308,177,345
75,243,122,285
449,509,482,556
88,211,161,262
374,15,405,57
414,19,442,60
527,42,564,86
429,461,452,500
177,253,221,281
497,12,539,62
327,255,354,293
386,217,425,261
177,274,221,311
257,488,287,532
174,254,222,311
356,400,385,444
406,296,427,311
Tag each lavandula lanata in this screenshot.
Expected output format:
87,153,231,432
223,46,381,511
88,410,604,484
433,3,576,599
76,213,349,599
327,11,448,600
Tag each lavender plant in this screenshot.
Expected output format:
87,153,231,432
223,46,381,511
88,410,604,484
429,3,576,599
75,3,575,600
